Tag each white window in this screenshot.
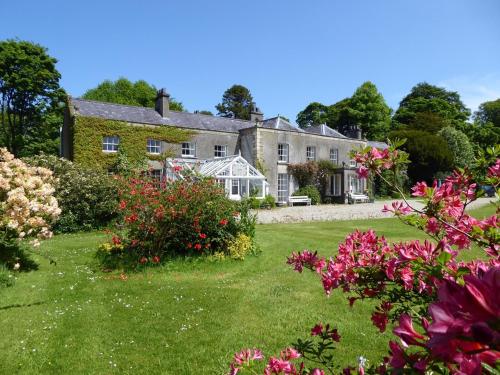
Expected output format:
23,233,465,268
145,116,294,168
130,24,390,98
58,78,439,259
277,173,289,203
182,142,196,157
330,148,338,164
231,179,240,195
147,139,161,154
330,174,341,196
349,159,357,168
102,136,119,153
278,143,289,163
349,175,363,193
306,146,316,161
214,145,228,158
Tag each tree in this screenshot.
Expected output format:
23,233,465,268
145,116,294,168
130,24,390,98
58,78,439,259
392,82,470,128
215,84,254,120
348,81,392,140
83,78,185,111
296,102,329,129
438,126,474,169
0,39,64,156
473,98,500,127
389,129,454,184
406,111,451,133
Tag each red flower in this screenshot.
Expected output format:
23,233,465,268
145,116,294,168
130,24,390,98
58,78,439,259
199,233,207,239
311,323,323,336
187,243,192,249
152,256,160,263
219,218,228,226
139,256,148,264
194,243,202,250
112,236,121,245
119,200,127,210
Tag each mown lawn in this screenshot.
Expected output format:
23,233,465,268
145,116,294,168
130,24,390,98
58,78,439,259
0,203,496,374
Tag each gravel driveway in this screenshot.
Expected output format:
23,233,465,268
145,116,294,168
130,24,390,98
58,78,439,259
253,197,494,224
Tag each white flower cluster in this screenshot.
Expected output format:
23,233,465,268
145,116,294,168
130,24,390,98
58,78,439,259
0,148,61,246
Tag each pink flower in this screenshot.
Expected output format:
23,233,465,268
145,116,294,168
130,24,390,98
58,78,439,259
264,357,294,374
311,323,323,336
411,181,428,197
310,369,325,375
487,159,500,177
400,267,414,290
393,314,425,346
281,347,300,360
356,166,369,179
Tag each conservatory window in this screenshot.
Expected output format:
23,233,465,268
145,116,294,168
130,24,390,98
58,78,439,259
214,145,228,158
102,136,119,153
306,146,316,161
182,142,196,157
147,139,161,154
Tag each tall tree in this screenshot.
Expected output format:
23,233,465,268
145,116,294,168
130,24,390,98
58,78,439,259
473,98,500,127
0,39,64,156
392,82,470,128
296,102,329,129
83,78,185,111
215,84,254,120
348,81,392,140
438,126,475,169
389,129,454,184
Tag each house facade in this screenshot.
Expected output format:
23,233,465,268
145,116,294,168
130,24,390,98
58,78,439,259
62,89,380,204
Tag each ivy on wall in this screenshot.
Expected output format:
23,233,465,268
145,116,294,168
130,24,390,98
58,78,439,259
72,116,194,169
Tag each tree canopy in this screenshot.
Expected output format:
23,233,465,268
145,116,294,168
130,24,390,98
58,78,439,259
296,82,391,140
83,78,185,111
296,102,329,129
392,82,470,128
0,39,64,156
389,130,454,184
438,126,474,169
473,98,500,127
215,84,254,120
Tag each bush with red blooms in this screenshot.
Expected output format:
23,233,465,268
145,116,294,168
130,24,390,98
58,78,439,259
228,143,499,374
98,176,256,268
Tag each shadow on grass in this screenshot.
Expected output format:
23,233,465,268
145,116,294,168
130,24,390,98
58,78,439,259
0,301,45,311
0,239,39,272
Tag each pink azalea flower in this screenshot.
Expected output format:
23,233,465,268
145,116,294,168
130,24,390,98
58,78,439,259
411,181,428,197
393,314,425,347
356,166,369,179
311,324,323,336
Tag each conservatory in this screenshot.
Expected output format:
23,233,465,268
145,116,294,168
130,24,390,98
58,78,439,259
164,154,269,201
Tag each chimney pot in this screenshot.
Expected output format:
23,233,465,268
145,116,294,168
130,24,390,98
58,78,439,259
155,88,170,117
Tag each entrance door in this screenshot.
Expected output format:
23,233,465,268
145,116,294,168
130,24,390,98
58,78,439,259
230,179,241,200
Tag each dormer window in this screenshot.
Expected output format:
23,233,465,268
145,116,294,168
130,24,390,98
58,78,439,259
102,136,119,153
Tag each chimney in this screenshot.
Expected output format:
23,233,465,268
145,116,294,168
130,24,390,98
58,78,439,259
250,102,264,122
155,88,170,117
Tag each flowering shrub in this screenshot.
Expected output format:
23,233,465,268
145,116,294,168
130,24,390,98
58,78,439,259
0,148,60,270
228,143,499,374
98,176,256,268
24,154,119,232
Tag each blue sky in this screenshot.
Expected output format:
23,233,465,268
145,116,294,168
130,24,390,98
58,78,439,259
1,0,499,122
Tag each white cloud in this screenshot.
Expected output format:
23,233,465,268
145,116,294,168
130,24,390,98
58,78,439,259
439,74,500,114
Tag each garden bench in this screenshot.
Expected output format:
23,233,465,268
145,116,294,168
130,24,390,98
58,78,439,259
288,196,311,206
347,193,370,204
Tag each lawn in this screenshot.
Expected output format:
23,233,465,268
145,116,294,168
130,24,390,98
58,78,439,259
0,203,496,374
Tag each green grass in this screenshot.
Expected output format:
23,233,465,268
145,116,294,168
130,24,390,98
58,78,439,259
0,204,496,374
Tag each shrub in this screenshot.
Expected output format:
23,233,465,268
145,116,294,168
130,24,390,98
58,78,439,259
227,234,252,260
293,185,321,205
24,154,119,232
98,177,257,268
288,161,319,188
261,194,276,209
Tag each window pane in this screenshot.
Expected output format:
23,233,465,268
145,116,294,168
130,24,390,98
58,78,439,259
330,148,338,163
278,143,289,162
147,139,161,154
277,173,289,202
102,136,119,152
182,142,196,157
214,145,227,158
306,146,316,161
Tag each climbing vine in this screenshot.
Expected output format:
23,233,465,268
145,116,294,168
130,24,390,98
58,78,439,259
71,116,194,169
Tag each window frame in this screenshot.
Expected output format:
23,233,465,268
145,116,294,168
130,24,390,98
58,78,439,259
214,144,228,158
278,143,289,163
102,136,120,153
306,146,316,161
181,142,196,157
277,173,289,203
330,148,338,164
146,139,161,155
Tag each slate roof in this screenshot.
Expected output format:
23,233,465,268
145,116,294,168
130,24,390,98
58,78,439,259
367,140,389,149
70,98,255,133
305,124,348,139
261,117,306,133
